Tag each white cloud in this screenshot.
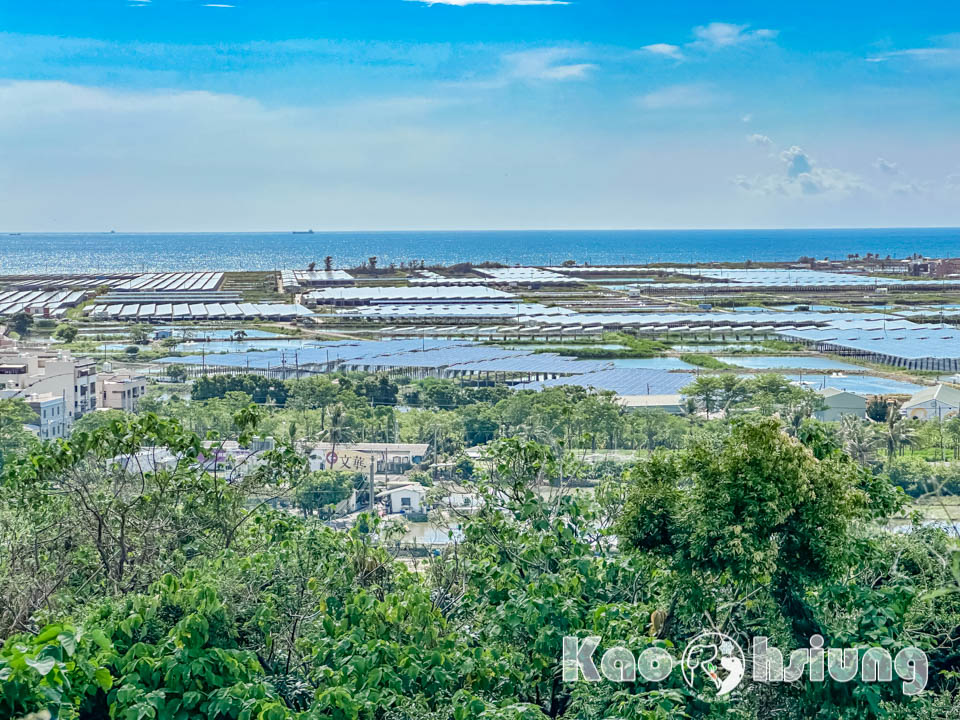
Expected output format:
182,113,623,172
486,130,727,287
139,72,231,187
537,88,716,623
781,146,813,178
870,157,932,194
691,22,778,48
867,48,960,65
747,133,773,148
2,79,955,232
637,84,716,110
6,79,721,232
873,157,900,175
948,174,960,190
409,0,568,5
735,144,864,197
641,43,684,60
501,48,595,81
741,113,753,123
640,21,778,68
890,180,929,195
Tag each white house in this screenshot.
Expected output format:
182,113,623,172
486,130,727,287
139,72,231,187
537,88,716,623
814,388,867,422
901,384,960,421
115,447,180,475
376,483,427,514
434,482,482,512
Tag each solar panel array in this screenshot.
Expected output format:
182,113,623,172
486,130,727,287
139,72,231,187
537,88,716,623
282,270,355,290
2,275,129,290
159,339,464,369
545,266,649,274
345,344,611,375
779,374,925,395
475,268,581,284
0,290,88,318
508,310,894,331
408,277,508,286
339,303,572,320
517,368,696,395
158,338,612,377
88,302,315,321
112,272,225,292
306,285,514,305
777,320,960,365
98,291,242,304
651,268,938,288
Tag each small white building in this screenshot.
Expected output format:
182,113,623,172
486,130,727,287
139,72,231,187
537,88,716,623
376,483,427,514
617,394,685,414
814,388,867,422
115,447,180,475
24,392,69,440
901,384,960,421
435,482,482,511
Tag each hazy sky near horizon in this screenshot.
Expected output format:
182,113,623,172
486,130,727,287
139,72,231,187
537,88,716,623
1,1,959,231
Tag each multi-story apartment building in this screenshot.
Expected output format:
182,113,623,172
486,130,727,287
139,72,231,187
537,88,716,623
0,350,98,425
98,371,147,412
24,392,69,440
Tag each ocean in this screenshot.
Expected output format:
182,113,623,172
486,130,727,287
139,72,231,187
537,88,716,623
1,228,958,274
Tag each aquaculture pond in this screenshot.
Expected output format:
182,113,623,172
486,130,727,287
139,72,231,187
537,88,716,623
782,374,924,395
717,356,866,371
608,357,697,370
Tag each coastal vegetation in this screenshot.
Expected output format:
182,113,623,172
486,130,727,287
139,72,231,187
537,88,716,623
678,354,735,370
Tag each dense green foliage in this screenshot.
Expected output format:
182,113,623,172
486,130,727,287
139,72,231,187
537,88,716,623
3,370,960,719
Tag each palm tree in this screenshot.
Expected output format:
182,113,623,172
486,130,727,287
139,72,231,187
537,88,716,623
324,256,333,272
839,415,880,466
947,418,960,460
232,329,247,342
885,413,915,463
323,403,351,448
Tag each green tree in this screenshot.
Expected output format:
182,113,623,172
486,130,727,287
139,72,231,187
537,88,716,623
129,324,152,345
617,416,901,642
839,414,881,465
0,398,38,470
9,311,33,337
294,470,360,518
683,375,725,415
71,409,131,435
53,323,78,343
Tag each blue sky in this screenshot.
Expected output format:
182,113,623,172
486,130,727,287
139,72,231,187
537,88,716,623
1,0,959,231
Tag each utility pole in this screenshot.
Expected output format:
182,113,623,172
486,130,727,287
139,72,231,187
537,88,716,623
368,460,375,512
